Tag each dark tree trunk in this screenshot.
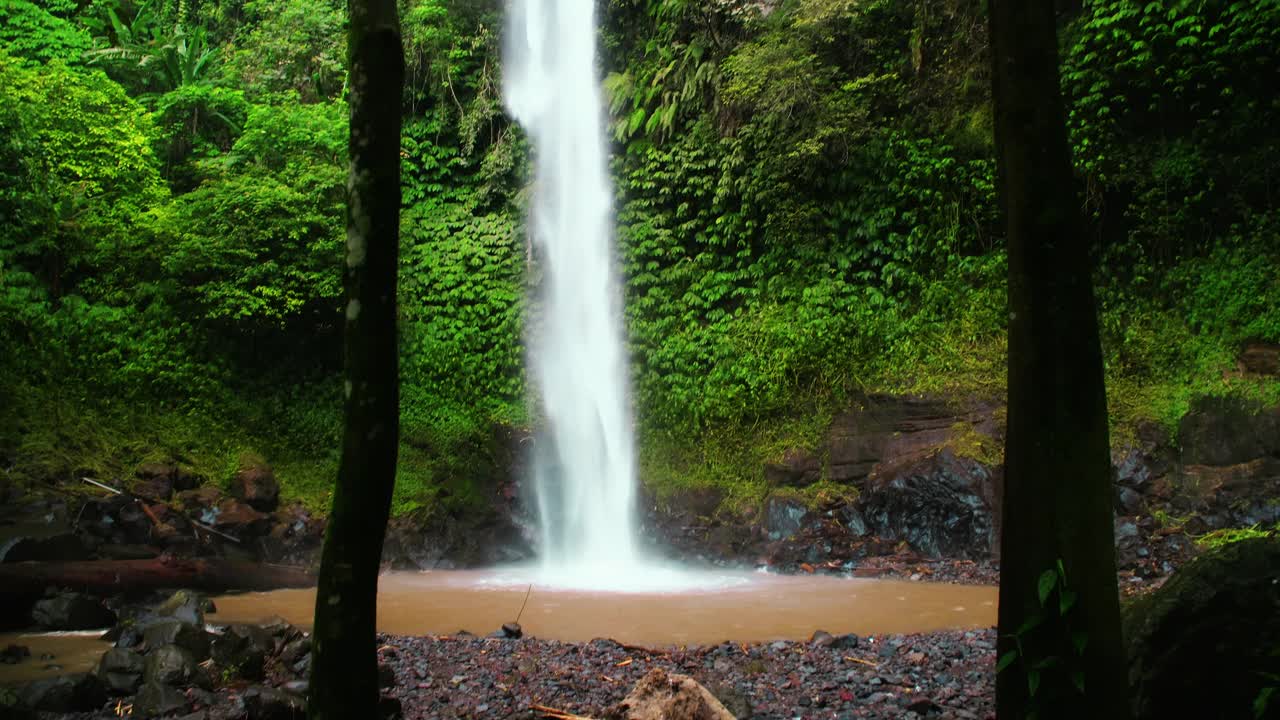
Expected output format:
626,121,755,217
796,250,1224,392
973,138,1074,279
989,2,1131,719
306,0,403,717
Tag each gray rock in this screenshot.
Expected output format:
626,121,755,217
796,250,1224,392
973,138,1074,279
1117,486,1146,515
143,620,211,661
17,673,106,713
765,496,809,540
280,680,309,696
1125,537,1280,720
211,625,271,680
231,465,280,513
278,637,311,665
0,533,91,563
839,506,870,536
857,449,997,558
155,590,208,626
810,630,835,648
31,593,117,630
260,616,302,645
144,645,197,686
242,685,304,719
133,681,190,718
97,647,145,695
831,633,859,650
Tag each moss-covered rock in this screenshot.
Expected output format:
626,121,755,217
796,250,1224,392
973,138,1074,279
1123,537,1280,720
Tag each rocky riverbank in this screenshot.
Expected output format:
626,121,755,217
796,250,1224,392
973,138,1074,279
2,616,1001,719
379,630,997,720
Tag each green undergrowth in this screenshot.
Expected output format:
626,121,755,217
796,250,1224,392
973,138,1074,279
1195,522,1280,551
0,375,524,518
639,406,833,513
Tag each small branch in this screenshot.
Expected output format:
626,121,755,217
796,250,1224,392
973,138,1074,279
531,704,598,720
515,582,533,624
80,477,241,543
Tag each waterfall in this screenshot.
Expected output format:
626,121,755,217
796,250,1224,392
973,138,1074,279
504,0,641,579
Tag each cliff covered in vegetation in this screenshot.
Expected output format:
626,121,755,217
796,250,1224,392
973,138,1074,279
1,0,1277,520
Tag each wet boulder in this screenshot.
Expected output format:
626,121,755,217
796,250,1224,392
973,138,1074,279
809,630,858,650
176,486,223,515
1124,537,1280,720
764,495,809,541
856,449,997,559
134,463,177,501
609,668,737,720
1177,396,1280,467
133,681,190,718
837,505,870,536
142,620,212,661
231,464,280,513
212,625,273,680
97,647,145,695
155,590,210,626
17,673,106,713
0,533,92,563
212,498,273,538
278,637,311,666
144,644,198,686
31,592,117,630
259,615,303,647
242,685,305,719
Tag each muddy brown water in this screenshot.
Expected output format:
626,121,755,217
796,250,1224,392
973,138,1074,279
0,570,996,685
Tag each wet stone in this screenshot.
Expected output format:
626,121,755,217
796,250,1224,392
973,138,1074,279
97,647,145,695
133,681,190,718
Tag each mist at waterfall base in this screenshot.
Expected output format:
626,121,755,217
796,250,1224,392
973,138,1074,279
501,0,728,593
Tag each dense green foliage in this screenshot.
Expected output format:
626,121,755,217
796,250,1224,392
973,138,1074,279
1,0,1277,513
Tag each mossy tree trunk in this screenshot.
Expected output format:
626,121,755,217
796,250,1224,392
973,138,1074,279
306,0,403,717
989,2,1130,719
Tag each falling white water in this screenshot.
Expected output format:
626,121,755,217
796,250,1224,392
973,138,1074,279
504,0,643,586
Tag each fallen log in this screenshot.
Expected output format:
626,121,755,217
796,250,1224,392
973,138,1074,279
0,557,316,597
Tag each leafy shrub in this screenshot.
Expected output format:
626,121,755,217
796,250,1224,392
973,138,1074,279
0,0,91,65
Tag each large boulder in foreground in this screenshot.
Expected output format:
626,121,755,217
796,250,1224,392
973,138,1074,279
17,673,106,713
1124,537,1280,720
608,668,736,720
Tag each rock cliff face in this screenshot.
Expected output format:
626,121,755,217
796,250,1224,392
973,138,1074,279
645,392,1280,580
2,389,1274,584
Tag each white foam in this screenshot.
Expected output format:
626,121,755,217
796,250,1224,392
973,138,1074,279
466,562,758,595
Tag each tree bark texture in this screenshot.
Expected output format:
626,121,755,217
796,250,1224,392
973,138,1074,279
306,0,403,717
989,2,1131,719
